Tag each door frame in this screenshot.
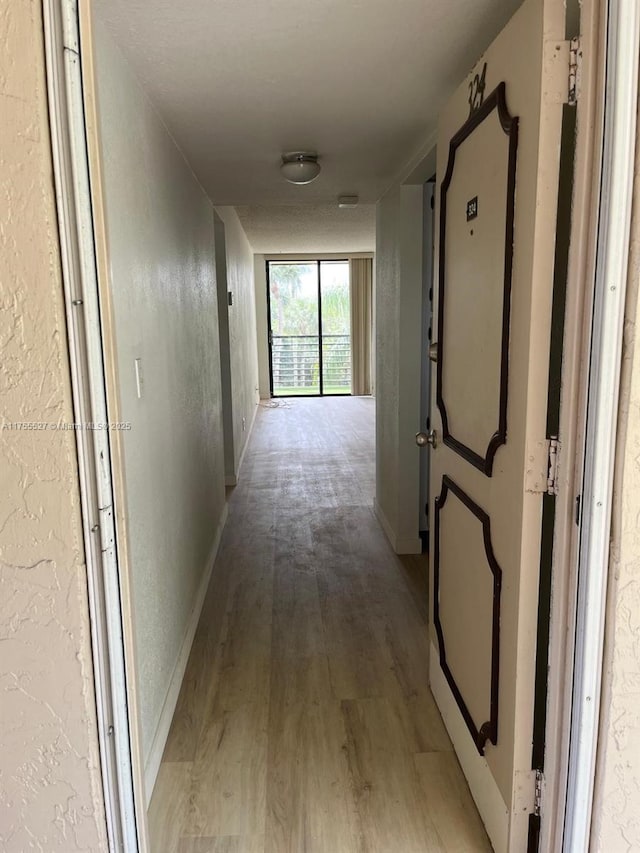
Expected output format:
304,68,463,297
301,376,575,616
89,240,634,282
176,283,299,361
266,258,352,398
42,0,638,849
43,1,148,850
536,0,606,848
557,0,640,849
213,213,237,485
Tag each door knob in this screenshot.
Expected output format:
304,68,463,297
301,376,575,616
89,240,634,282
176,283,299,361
416,429,438,448
428,342,438,363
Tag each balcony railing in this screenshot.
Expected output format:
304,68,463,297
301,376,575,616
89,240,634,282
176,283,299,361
271,334,351,395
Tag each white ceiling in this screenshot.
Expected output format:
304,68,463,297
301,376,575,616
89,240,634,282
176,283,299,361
96,0,522,251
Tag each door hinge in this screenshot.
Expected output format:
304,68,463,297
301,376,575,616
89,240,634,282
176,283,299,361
534,769,544,817
547,437,559,496
568,37,581,106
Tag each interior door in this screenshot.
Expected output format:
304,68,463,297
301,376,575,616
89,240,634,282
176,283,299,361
428,1,568,850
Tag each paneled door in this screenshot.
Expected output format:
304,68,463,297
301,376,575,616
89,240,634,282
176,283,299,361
428,0,569,850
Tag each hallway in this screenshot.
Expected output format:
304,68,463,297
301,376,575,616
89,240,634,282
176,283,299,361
149,397,491,852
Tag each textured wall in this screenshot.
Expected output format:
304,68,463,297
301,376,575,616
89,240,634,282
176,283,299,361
375,185,423,553
0,2,107,850
92,17,226,766
591,96,640,853
214,207,259,471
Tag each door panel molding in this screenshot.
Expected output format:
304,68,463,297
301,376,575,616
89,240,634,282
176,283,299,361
434,475,502,754
437,83,519,475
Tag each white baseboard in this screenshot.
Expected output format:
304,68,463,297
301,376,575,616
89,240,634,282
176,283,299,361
233,402,258,483
429,642,509,853
144,502,229,805
373,498,422,555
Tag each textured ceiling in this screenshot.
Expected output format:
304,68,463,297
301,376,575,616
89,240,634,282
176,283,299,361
95,0,522,251
236,205,376,253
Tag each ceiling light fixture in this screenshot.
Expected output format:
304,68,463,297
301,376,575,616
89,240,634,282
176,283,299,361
338,195,359,208
281,151,321,185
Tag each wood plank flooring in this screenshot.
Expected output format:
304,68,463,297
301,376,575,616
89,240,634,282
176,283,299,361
149,397,492,853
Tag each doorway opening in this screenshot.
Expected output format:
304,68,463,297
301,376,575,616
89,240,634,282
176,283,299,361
267,260,352,397
214,213,236,485
40,0,633,848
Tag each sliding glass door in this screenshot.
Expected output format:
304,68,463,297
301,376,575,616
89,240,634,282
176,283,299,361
267,260,351,397
320,261,351,393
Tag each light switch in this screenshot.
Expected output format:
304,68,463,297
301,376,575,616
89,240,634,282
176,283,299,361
135,358,143,399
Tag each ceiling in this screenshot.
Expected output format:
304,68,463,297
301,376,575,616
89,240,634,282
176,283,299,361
96,0,521,251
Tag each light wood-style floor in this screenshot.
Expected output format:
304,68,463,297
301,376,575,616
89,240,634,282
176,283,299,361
149,397,492,853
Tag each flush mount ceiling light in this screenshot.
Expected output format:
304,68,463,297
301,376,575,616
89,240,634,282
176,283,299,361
280,151,321,185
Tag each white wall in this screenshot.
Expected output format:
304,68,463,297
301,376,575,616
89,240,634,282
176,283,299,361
1,4,107,848
93,18,227,776
374,184,424,554
214,207,260,467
